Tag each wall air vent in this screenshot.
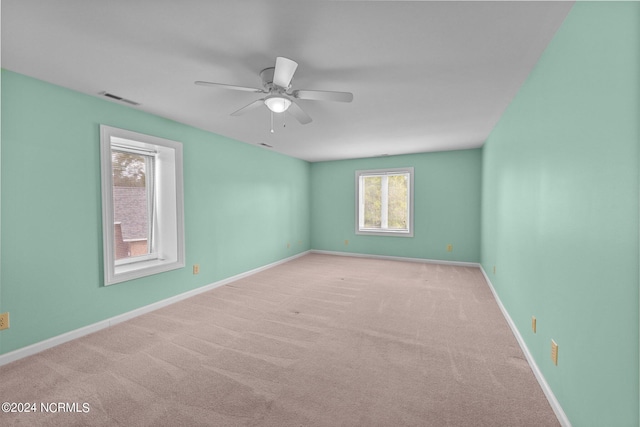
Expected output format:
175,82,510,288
98,91,140,106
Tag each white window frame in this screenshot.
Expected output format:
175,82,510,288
100,125,185,285
355,167,414,237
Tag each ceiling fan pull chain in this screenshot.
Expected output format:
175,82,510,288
270,111,274,133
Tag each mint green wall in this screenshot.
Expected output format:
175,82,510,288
2,2,639,424
310,150,481,263
481,2,639,426
0,70,310,355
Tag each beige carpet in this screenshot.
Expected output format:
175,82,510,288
0,253,559,426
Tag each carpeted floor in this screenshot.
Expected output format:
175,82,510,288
0,254,559,426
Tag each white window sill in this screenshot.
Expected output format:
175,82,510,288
356,228,413,237
111,258,184,285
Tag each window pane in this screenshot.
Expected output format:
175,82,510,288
387,174,408,229
356,167,413,237
111,150,150,260
363,176,382,228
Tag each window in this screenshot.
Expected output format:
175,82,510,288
356,167,414,237
100,125,185,285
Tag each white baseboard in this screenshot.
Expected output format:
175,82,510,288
0,250,310,367
479,266,571,427
310,249,481,268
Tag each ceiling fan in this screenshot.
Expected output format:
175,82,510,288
195,57,353,125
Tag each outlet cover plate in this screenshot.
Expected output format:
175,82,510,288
0,312,9,330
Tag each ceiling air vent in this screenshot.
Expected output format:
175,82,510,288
98,91,140,106
259,143,273,148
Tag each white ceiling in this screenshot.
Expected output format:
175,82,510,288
2,0,574,162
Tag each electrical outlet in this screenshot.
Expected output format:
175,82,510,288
0,312,9,330
344,239,349,246
287,242,291,249
446,244,453,252
532,316,537,333
193,264,200,275
493,265,496,274
551,340,558,365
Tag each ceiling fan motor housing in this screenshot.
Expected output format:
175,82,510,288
260,67,278,91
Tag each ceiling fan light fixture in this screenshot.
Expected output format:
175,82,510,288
264,95,291,113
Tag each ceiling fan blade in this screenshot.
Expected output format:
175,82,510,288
195,81,264,93
231,99,265,116
287,101,312,125
293,89,353,103
273,57,298,88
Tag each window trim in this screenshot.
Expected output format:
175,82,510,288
100,125,185,286
355,167,414,237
